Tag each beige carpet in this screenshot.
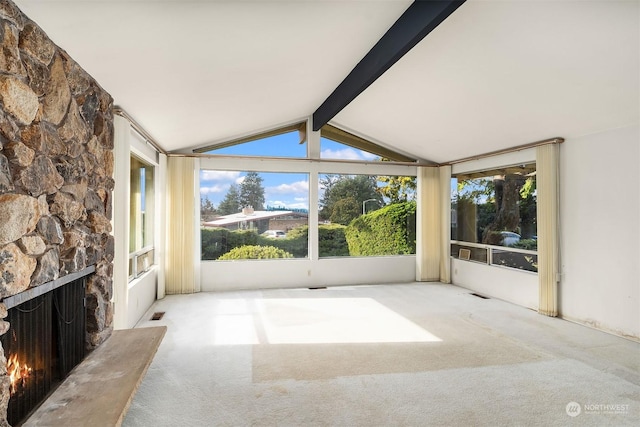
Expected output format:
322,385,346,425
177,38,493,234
252,315,549,382
123,283,639,426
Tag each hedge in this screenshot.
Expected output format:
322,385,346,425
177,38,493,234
202,203,416,260
201,228,258,260
201,224,349,260
345,202,416,256
318,224,349,257
218,245,293,260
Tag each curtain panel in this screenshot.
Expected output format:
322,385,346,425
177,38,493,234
536,144,560,316
417,166,442,282
439,165,452,283
166,157,201,294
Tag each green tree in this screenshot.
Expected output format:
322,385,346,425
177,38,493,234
454,174,537,244
453,178,495,242
377,158,416,203
200,196,218,222
476,201,497,242
456,178,494,203
482,174,526,244
319,175,382,221
218,184,240,215
318,174,339,220
518,176,537,239
330,197,361,225
239,172,265,210
377,175,416,203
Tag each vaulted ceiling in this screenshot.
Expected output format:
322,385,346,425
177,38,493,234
14,0,639,163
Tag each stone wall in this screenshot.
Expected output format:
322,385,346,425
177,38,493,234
0,1,114,424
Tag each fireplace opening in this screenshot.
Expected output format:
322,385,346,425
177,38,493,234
1,272,88,426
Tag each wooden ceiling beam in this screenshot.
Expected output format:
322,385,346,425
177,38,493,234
312,0,466,131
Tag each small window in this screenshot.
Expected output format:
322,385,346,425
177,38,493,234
194,123,307,158
320,125,416,162
320,138,380,161
129,155,155,278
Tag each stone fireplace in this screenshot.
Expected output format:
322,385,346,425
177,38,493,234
0,1,114,425
1,268,89,425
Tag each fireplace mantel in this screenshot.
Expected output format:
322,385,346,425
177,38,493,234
2,265,96,310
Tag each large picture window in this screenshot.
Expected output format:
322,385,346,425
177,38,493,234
197,122,418,272
200,171,309,260
451,163,538,272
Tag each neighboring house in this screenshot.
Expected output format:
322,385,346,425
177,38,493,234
202,209,308,234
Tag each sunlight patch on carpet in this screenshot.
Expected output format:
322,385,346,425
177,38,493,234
257,298,441,344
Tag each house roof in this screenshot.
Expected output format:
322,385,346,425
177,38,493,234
14,0,639,163
203,210,301,227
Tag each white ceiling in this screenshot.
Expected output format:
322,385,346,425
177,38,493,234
14,0,640,163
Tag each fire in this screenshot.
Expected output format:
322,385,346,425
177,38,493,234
7,354,32,394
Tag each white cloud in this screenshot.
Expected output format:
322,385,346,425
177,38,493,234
267,180,309,194
200,184,228,195
200,170,241,182
359,150,378,160
235,176,245,184
321,148,378,161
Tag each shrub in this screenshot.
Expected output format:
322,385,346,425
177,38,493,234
512,238,538,251
202,223,349,260
318,224,349,257
201,228,258,260
345,202,416,256
218,245,293,260
257,225,308,258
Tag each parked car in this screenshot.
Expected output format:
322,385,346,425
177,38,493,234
262,230,286,238
500,231,521,246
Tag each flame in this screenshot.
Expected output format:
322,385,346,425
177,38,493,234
7,354,32,394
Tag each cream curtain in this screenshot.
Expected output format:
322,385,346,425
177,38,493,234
165,157,201,294
416,166,441,281
536,144,560,316
129,166,141,252
439,165,452,283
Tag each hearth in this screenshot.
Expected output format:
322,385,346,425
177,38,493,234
1,267,93,426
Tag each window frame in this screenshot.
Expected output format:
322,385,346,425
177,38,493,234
128,150,158,281
199,154,418,262
450,158,538,273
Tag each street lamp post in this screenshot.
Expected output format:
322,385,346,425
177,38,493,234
362,198,377,215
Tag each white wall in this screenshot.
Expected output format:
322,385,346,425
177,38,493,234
201,256,416,292
112,116,130,330
112,117,164,329
559,124,639,340
451,258,538,309
127,267,158,328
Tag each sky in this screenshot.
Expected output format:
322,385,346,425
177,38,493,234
199,132,379,211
